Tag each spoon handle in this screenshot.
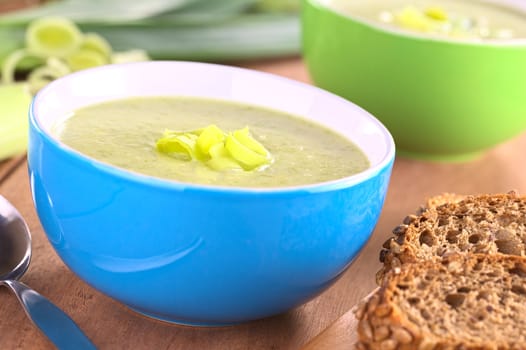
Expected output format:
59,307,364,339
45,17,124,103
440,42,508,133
3,279,96,350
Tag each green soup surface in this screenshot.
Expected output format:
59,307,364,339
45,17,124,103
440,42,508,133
327,0,526,40
54,97,370,187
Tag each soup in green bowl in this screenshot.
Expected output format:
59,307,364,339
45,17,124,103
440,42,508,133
327,0,526,40
302,0,526,161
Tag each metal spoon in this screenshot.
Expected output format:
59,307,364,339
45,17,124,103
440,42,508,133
0,195,96,349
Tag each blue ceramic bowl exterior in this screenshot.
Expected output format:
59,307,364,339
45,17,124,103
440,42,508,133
28,62,394,325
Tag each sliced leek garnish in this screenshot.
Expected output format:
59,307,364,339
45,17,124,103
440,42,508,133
395,6,434,33
205,142,243,171
424,7,447,21
26,17,83,58
1,49,35,84
81,33,112,59
225,131,270,170
196,124,225,159
156,132,198,161
231,127,269,158
1,16,149,93
66,49,108,71
156,125,273,172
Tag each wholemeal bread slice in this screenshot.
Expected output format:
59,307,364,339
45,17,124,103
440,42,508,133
377,192,526,283
356,254,526,350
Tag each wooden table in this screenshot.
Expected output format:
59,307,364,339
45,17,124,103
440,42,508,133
1,57,526,349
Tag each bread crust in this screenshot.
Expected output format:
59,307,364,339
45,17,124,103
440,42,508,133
357,254,526,350
423,193,466,211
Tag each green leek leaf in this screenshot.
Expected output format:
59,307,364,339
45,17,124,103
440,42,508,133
254,0,300,13
0,24,25,70
153,0,259,25
0,0,202,24
79,14,299,61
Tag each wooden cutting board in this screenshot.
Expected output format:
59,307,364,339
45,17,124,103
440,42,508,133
301,306,359,350
301,289,378,350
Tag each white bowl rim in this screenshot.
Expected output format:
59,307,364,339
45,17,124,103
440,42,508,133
308,0,526,47
30,60,396,194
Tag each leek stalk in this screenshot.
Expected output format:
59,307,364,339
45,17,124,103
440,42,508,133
0,0,300,65
0,14,299,64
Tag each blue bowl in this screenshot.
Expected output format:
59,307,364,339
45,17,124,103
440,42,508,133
28,61,395,325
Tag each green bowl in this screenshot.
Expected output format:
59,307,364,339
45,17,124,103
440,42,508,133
302,0,526,161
